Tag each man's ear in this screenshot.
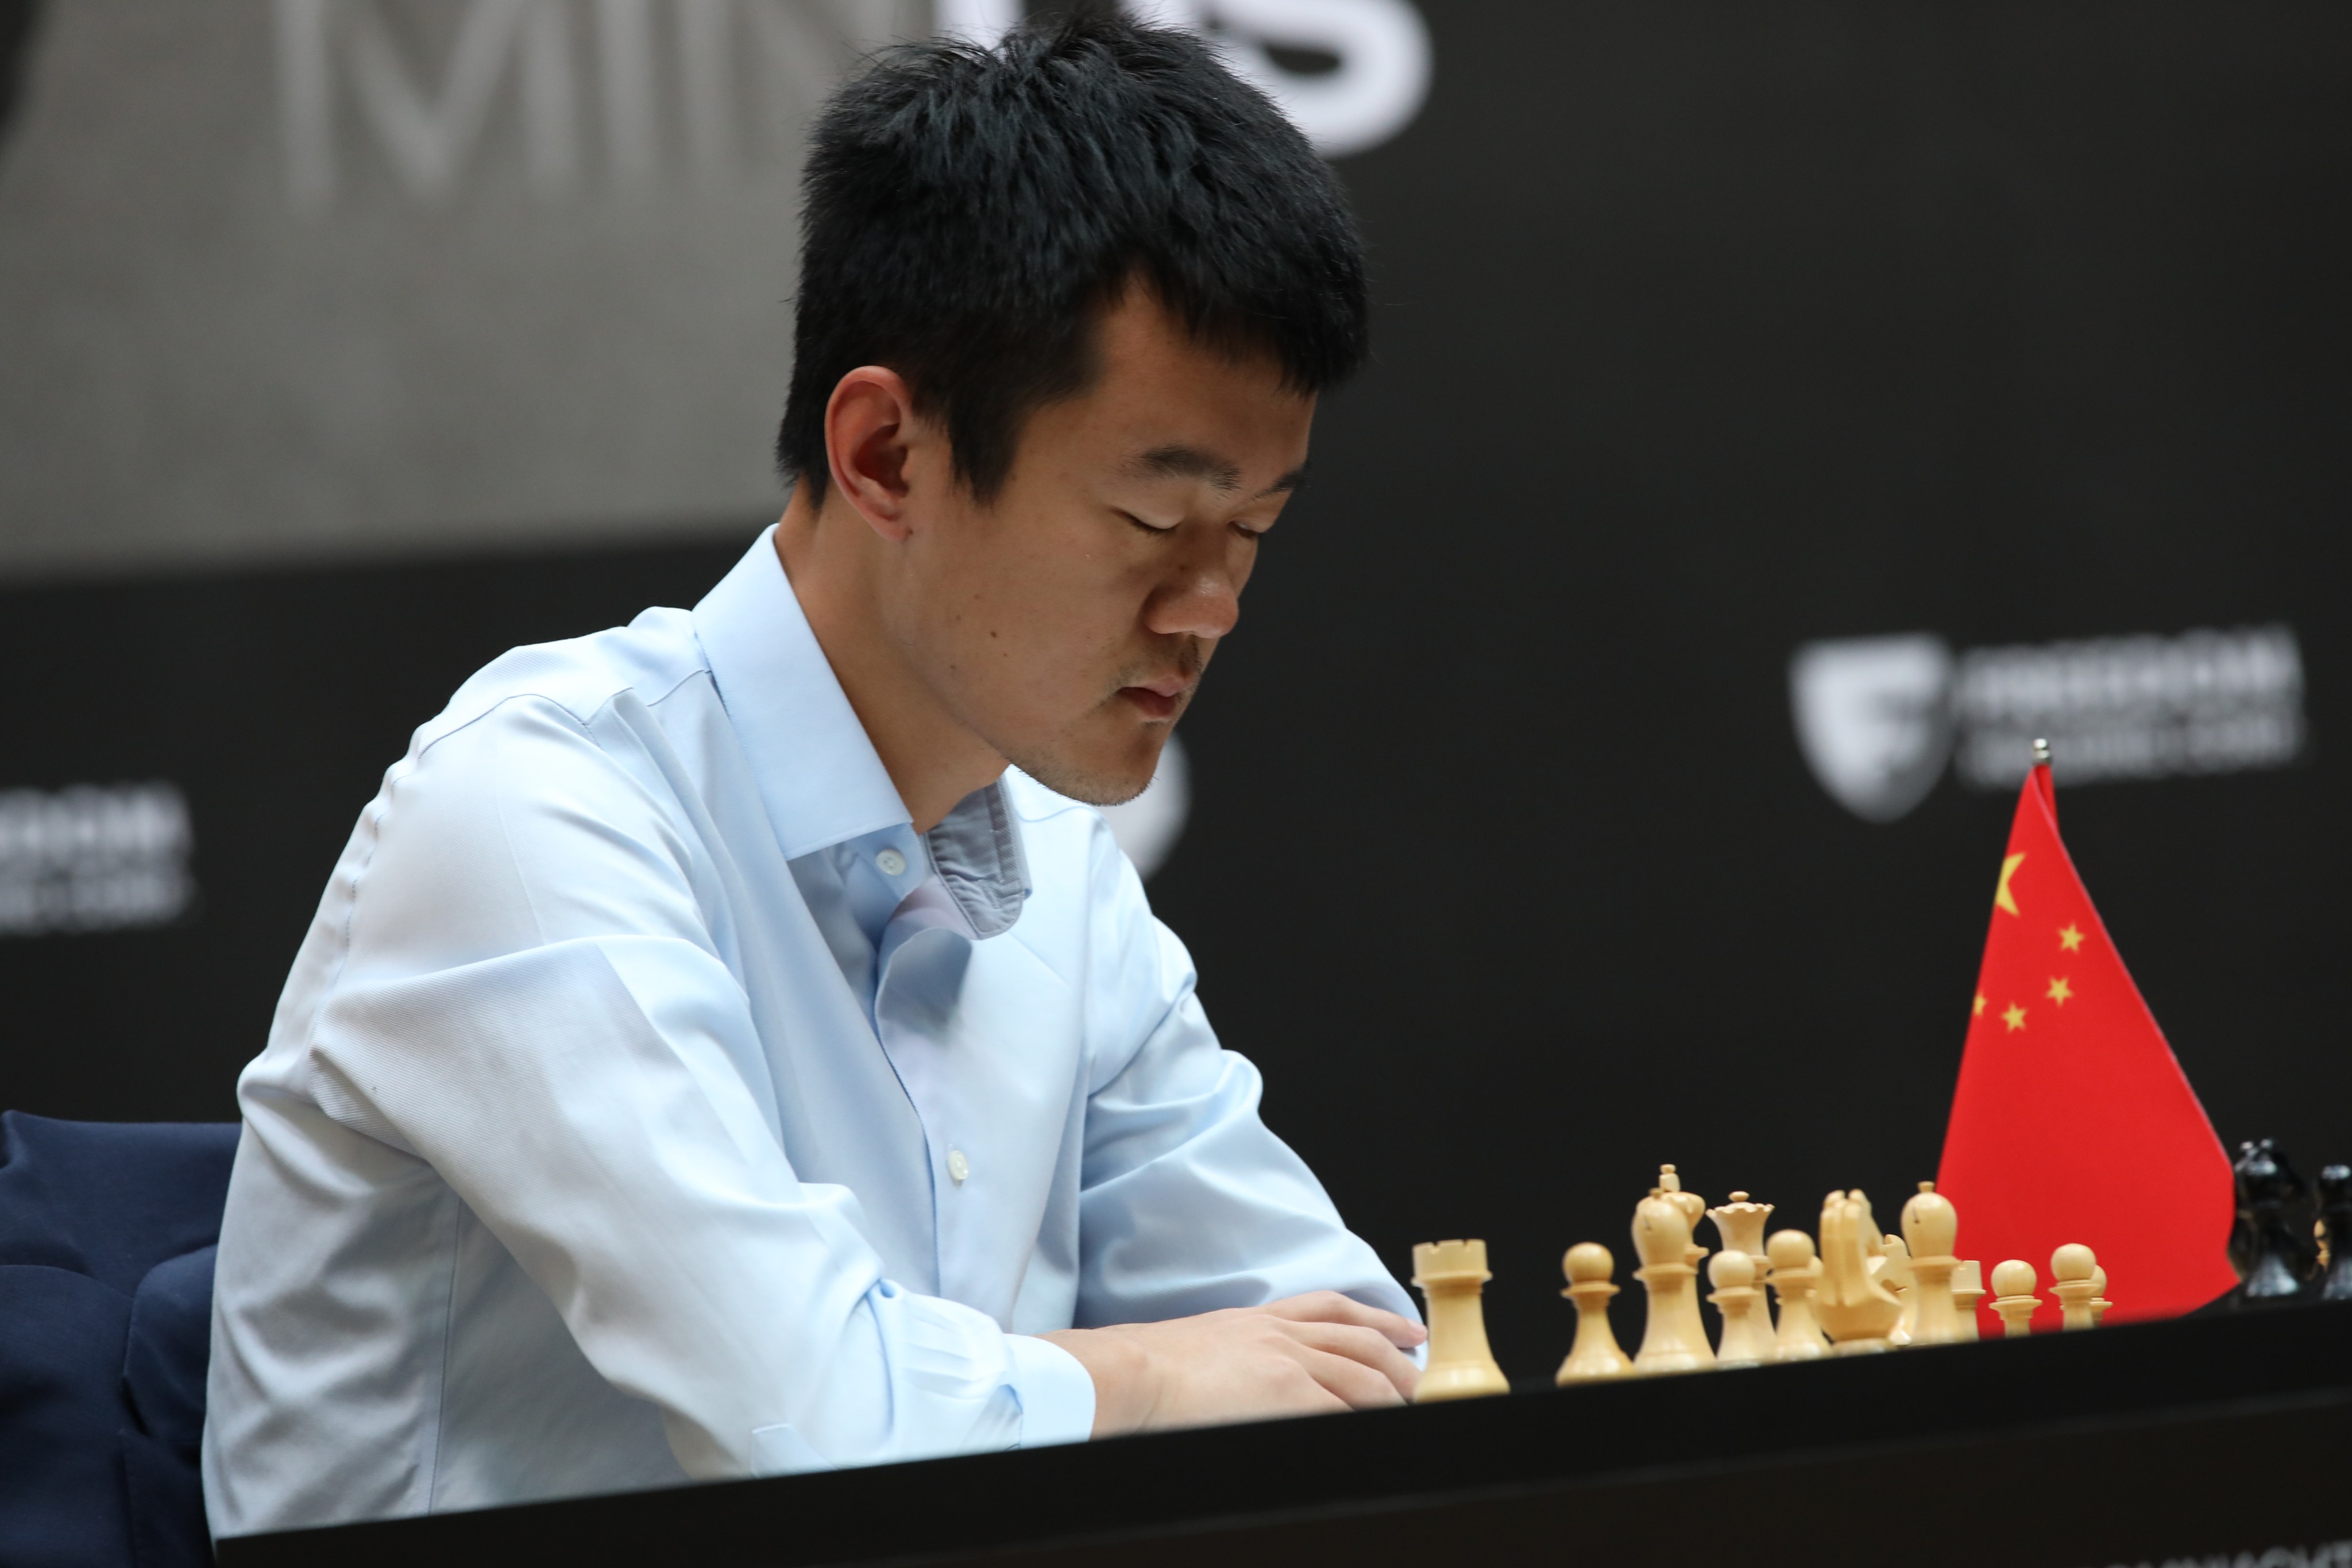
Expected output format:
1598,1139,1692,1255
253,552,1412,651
822,367,924,543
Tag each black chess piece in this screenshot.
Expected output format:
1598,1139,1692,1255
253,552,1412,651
2226,1140,2323,1307
2319,1164,2352,1304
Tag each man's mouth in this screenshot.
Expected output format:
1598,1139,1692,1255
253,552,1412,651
1117,675,1192,721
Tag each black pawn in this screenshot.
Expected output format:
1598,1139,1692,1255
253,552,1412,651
2320,1165,2352,1304
2226,1139,2322,1308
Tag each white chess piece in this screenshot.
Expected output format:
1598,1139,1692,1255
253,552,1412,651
1706,1251,1771,1368
1950,1258,1986,1342
1765,1229,1832,1361
1656,1166,1714,1362
1707,1191,1776,1328
1990,1258,2038,1338
1899,1182,1962,1346
1877,1233,1917,1346
1556,1242,1633,1384
1631,1187,1714,1374
2049,1243,2100,1331
1412,1239,1509,1400
1816,1190,1902,1353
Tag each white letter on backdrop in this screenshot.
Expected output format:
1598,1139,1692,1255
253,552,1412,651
1119,0,1431,159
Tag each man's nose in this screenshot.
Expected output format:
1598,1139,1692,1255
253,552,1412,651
1143,562,1241,642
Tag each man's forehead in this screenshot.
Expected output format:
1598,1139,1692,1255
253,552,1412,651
1121,443,1308,497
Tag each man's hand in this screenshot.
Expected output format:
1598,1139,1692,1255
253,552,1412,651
1034,1292,1427,1437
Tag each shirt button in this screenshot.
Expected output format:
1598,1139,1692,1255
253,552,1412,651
875,848,907,876
946,1149,970,1185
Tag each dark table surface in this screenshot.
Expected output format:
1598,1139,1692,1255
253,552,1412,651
220,1300,2352,1568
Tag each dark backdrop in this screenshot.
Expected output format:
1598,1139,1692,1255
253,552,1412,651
4,0,2347,1379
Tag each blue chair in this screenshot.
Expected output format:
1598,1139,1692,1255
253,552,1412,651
0,1111,238,1568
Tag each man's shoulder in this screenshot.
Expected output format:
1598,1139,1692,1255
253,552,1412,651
419,607,713,755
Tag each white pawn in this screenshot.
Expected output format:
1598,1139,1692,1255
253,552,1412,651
1707,1251,1771,1368
1765,1230,1832,1361
2049,1243,2100,1331
1990,1258,2038,1338
1555,1242,1634,1384
2090,1265,2112,1327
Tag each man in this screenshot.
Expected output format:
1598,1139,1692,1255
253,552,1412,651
203,13,1422,1535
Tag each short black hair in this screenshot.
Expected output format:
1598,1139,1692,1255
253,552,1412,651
778,11,1368,503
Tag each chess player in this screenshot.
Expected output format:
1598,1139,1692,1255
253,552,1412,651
203,13,1422,1534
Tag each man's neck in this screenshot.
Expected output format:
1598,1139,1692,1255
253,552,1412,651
773,491,1007,834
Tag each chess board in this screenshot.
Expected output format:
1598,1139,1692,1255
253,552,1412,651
218,1299,2352,1568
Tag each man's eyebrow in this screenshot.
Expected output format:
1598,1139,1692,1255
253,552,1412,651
1126,446,1310,499
1128,445,1243,492
1261,464,1310,498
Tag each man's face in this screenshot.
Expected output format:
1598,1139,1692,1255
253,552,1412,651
889,291,1315,805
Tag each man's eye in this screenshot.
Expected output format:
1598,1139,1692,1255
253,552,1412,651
1118,510,1175,535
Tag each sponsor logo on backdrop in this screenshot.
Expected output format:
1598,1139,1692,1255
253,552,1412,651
279,0,1428,210
1791,626,2306,822
1789,634,1955,823
0,2,1430,575
931,0,1430,159
0,783,196,937
1111,0,1430,158
275,0,875,207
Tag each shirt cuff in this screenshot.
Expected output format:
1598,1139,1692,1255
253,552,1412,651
1005,1334,1096,1450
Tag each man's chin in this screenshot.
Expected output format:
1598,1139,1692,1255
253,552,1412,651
1005,735,1164,808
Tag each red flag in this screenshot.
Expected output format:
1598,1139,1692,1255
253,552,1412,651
1934,761,2237,1328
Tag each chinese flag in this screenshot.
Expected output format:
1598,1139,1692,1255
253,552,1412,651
1934,761,2237,1328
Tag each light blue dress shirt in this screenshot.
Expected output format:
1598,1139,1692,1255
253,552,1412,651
202,528,1413,1535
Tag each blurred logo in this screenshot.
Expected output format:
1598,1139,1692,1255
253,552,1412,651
1118,0,1430,158
0,782,196,937
1791,625,2307,822
276,0,874,207
941,0,1430,159
280,0,1430,211
1790,635,1955,823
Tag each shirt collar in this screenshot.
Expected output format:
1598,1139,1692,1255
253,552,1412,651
922,778,1029,940
694,526,909,861
693,527,1030,937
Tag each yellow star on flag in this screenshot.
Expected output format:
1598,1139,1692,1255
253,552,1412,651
2002,1002,2027,1032
1972,992,1987,1018
1994,853,2026,917
2058,922,2085,952
2046,976,2073,1006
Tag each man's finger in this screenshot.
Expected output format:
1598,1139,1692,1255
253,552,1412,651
1285,1320,1420,1400
1258,1291,1427,1347
1287,1343,1410,1410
